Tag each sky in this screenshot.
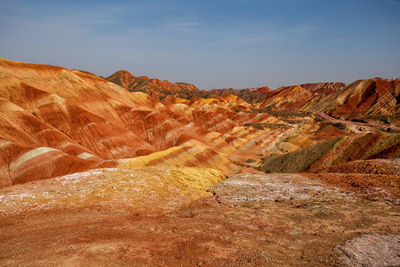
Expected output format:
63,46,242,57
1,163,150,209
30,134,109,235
0,0,399,90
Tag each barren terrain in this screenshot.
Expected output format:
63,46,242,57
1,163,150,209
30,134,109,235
1,171,399,266
0,58,399,266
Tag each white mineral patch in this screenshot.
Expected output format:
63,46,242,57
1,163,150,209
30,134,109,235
14,147,59,167
216,173,354,204
56,168,118,185
154,102,166,110
336,234,400,267
172,103,188,111
6,192,35,201
109,146,132,157
41,93,66,106
77,152,95,160
0,139,13,148
0,101,25,112
224,180,259,186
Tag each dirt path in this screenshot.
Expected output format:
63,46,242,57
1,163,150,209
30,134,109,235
1,172,399,266
317,112,400,131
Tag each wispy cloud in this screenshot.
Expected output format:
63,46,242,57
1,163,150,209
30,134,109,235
162,19,202,32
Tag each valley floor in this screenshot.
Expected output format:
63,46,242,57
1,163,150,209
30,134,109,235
1,170,399,266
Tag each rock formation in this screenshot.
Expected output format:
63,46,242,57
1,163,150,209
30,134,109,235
0,59,286,185
200,86,272,103
260,79,400,117
106,70,201,100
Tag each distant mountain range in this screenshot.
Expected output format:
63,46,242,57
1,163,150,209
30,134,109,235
107,70,400,118
0,58,399,188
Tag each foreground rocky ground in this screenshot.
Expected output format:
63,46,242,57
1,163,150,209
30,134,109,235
1,168,399,266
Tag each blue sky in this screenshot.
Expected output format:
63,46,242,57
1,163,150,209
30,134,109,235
0,0,399,89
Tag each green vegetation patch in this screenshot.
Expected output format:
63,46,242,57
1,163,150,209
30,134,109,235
260,137,342,173
364,133,400,159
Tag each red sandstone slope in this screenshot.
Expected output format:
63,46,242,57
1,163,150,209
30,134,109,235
107,69,273,103
260,79,400,117
254,86,273,94
200,87,272,103
106,70,200,100
260,82,344,109
108,69,400,116
0,59,291,186
0,59,164,186
299,82,345,95
202,83,341,105
1,58,399,188
324,78,400,116
0,60,204,186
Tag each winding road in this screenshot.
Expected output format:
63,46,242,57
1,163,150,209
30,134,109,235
316,112,400,131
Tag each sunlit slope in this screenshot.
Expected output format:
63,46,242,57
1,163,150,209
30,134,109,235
0,59,287,186
0,167,224,215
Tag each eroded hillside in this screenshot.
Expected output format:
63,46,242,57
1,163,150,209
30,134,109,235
1,58,399,266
